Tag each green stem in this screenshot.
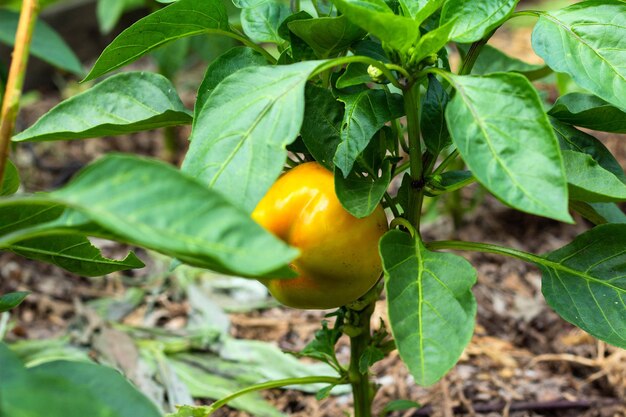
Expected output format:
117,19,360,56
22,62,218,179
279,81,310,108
347,301,375,417
426,240,545,265
458,35,490,76
403,82,424,229
432,149,459,175
310,56,407,90
206,376,345,415
0,0,39,189
222,30,277,64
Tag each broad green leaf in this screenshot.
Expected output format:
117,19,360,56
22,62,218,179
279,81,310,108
0,292,29,313
409,19,455,65
277,11,318,62
570,201,626,226
336,63,371,88
301,84,343,169
468,44,549,79
96,0,144,34
334,161,391,218
398,0,443,23
8,235,145,277
421,74,450,155
1,357,162,417
34,154,298,278
440,0,518,43
540,224,626,348
1,159,19,196
13,72,192,143
194,47,267,121
0,10,83,76
85,0,230,81
182,61,322,213
241,0,291,44
380,230,477,386
287,15,366,58
562,150,626,203
331,0,420,52
531,0,626,111
551,118,626,182
445,73,571,222
334,89,403,176
0,201,145,276
549,93,626,134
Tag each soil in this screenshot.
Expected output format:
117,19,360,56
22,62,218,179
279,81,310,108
1,2,626,416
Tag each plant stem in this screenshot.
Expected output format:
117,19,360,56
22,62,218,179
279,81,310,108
458,35,490,76
426,240,545,265
206,376,345,415
432,149,459,175
403,82,424,229
0,0,39,189
347,301,376,417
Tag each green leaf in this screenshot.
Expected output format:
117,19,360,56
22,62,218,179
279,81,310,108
570,201,626,226
96,0,144,34
0,292,29,313
334,89,403,176
446,73,571,222
380,230,477,386
549,93,626,134
85,0,230,81
540,224,626,348
13,72,192,143
0,10,83,76
151,37,192,79
421,74,450,155
551,118,626,182
0,200,145,276
531,0,626,111
562,150,626,203
0,357,162,417
8,235,145,277
1,159,19,196
334,161,391,218
468,44,549,79
331,0,420,52
241,0,291,44
300,320,342,365
381,399,422,415
18,155,298,278
440,0,518,43
300,85,343,169
182,61,322,213
287,15,366,58
398,0,443,23
358,345,384,373
409,19,455,65
194,47,267,121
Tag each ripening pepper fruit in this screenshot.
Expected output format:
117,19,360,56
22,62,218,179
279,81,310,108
251,162,388,309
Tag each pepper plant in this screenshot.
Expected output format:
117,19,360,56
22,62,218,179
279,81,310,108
1,0,626,416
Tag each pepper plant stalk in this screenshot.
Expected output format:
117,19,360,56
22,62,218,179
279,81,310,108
0,0,39,188
403,81,425,230
347,300,376,417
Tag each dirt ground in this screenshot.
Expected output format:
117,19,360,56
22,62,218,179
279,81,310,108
2,3,626,416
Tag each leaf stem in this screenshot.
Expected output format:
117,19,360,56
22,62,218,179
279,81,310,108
224,31,277,64
432,149,459,175
426,240,545,265
458,34,491,76
0,0,39,189
310,56,407,90
205,376,345,415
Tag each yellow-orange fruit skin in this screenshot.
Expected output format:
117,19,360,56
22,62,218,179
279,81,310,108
251,162,388,309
